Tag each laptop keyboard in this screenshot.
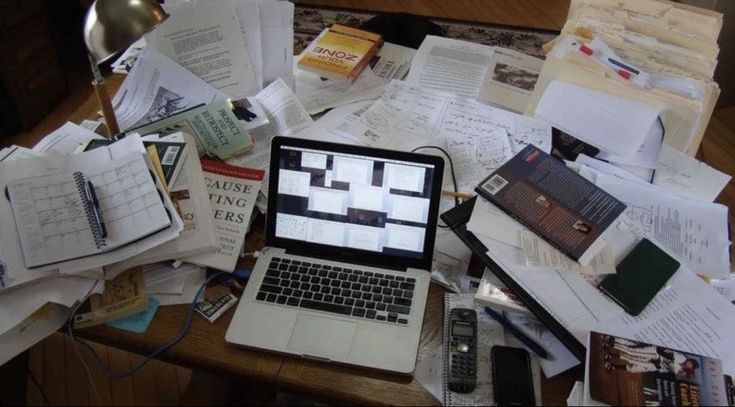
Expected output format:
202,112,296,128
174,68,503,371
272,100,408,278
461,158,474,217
254,257,417,325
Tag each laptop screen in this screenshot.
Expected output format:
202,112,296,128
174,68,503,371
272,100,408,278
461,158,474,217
267,137,444,271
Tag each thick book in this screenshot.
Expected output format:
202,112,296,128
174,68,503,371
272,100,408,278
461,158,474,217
186,160,264,272
475,144,626,266
587,331,733,406
297,24,383,82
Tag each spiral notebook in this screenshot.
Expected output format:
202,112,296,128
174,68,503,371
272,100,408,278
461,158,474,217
6,152,172,268
442,293,505,406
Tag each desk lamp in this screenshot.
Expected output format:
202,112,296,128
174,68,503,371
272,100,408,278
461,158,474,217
83,0,169,137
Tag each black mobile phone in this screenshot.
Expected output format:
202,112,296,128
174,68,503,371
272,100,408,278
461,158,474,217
491,346,535,406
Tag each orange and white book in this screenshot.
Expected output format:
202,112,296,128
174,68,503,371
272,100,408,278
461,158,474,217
297,24,383,82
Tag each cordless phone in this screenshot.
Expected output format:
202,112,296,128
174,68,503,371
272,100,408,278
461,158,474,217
447,308,477,393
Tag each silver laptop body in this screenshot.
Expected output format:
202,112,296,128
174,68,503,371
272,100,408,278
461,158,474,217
226,137,445,374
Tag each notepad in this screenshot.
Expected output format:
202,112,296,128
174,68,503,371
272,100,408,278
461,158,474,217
6,152,172,268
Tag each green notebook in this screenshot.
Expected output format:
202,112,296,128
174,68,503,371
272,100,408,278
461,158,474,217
598,238,680,316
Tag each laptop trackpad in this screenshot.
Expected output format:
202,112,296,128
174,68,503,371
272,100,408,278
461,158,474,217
287,314,356,361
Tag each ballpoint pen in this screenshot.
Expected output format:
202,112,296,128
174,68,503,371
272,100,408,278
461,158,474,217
484,307,548,359
85,180,107,239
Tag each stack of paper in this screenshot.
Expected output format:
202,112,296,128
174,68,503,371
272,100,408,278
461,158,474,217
527,0,722,160
0,130,186,363
117,0,294,98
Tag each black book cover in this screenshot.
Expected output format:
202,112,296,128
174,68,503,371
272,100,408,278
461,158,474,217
475,144,626,263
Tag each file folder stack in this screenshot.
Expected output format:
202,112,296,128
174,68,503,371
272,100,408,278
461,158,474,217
526,0,722,159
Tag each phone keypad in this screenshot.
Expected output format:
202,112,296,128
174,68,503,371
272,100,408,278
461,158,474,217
450,348,476,376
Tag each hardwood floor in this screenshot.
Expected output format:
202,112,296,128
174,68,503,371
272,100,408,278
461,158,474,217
25,333,193,406
3,0,734,405
292,0,571,30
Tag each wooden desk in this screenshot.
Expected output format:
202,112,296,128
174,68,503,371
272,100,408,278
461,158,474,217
78,273,580,406
67,76,583,405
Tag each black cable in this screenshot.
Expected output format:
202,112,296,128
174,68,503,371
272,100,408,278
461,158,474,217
411,145,461,229
411,145,461,207
22,361,49,406
649,117,666,183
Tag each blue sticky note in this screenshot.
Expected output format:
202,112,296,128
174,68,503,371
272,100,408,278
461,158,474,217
107,298,160,334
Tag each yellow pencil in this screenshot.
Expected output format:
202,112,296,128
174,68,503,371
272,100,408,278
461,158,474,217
442,190,472,199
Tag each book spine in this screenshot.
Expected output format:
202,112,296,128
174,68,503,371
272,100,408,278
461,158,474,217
474,184,583,263
73,172,107,250
347,46,380,82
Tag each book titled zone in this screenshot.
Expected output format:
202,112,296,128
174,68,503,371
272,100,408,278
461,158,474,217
298,24,382,82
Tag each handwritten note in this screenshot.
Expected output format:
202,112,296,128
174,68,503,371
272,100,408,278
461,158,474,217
653,144,731,202
442,105,514,194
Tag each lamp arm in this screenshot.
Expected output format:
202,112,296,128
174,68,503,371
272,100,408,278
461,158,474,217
88,53,120,138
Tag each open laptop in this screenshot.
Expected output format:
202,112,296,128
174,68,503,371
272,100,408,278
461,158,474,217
226,137,444,374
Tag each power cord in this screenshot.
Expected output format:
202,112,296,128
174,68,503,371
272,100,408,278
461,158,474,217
411,145,461,228
68,271,227,380
22,361,49,406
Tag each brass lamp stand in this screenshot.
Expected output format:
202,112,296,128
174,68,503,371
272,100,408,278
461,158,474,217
83,0,169,137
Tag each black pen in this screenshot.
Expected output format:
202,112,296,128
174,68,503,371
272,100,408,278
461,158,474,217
484,307,548,359
85,181,107,239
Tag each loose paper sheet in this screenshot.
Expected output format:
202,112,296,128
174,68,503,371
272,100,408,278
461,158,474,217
535,80,660,158
225,79,313,212
466,198,528,248
653,144,731,202
445,124,513,194
151,267,206,306
31,122,103,155
146,1,258,98
520,230,617,276
0,277,95,335
712,278,735,304
0,303,69,366
112,46,224,131
334,81,552,157
478,47,544,113
600,269,735,374
260,0,294,89
596,173,731,279
405,36,495,98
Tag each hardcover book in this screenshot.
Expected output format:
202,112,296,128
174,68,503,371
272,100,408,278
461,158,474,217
587,332,732,406
475,144,626,266
297,24,383,82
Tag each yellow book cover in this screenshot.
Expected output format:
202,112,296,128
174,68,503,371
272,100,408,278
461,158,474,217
298,24,382,82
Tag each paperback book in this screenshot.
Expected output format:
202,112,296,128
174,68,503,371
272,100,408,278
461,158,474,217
297,24,383,82
586,331,733,406
127,100,253,160
475,144,626,266
186,160,264,272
